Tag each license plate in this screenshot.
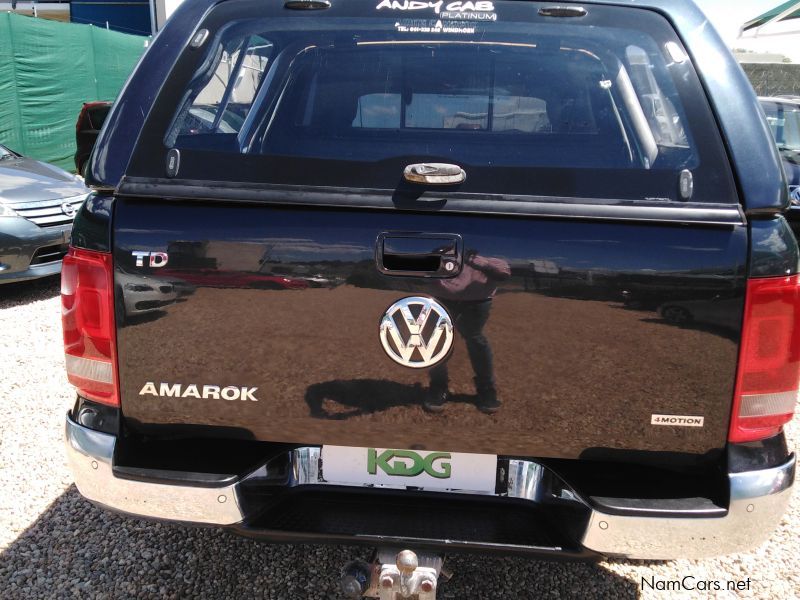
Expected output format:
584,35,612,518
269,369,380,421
321,445,497,493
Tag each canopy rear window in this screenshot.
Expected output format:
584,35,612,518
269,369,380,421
131,1,737,204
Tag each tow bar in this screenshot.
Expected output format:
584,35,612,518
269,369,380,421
340,548,448,599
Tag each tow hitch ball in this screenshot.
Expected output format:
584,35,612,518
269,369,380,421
340,549,448,599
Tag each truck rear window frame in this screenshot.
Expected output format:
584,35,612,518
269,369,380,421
124,0,741,215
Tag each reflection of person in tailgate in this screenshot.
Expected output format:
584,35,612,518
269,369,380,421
425,250,511,414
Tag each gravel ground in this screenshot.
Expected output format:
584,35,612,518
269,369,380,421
0,276,798,599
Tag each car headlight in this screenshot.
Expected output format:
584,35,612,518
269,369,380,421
791,187,800,206
0,203,18,218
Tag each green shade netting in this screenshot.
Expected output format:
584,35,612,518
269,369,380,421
0,13,148,170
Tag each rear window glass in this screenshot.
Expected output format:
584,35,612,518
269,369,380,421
761,101,800,151
134,2,736,203
311,50,592,134
170,35,273,140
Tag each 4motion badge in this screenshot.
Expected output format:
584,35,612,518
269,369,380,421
380,296,454,368
651,414,704,427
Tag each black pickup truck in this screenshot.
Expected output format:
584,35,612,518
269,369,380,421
63,0,797,596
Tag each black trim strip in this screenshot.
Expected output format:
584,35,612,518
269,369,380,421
112,465,238,488
230,527,597,559
588,495,726,519
118,177,746,227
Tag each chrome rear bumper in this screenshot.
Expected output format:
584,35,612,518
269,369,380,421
581,457,795,558
65,414,795,559
65,415,243,525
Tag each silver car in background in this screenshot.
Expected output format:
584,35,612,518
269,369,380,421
0,144,89,283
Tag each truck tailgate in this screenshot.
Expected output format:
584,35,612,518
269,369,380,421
113,198,747,465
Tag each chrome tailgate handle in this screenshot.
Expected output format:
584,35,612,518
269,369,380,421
403,163,466,185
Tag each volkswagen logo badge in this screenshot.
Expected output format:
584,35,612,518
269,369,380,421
380,297,454,369
61,202,77,217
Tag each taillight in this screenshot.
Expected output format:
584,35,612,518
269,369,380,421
729,275,800,442
61,247,118,406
